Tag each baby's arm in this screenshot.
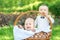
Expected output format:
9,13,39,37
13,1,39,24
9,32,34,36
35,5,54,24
18,25,23,29
31,29,36,32
45,15,54,29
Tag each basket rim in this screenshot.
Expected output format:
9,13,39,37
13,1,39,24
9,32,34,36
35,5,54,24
14,10,39,26
14,10,52,30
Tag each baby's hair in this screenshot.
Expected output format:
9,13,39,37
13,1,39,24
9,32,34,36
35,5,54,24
40,3,48,6
25,18,34,23
39,4,48,10
37,3,48,10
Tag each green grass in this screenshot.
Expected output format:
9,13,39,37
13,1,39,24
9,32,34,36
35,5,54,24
0,25,60,40
0,25,14,40
51,25,60,40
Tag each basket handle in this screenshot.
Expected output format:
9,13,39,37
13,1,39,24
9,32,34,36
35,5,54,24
14,12,27,26
13,10,52,30
14,10,39,26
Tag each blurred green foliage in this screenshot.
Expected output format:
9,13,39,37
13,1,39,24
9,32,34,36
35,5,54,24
0,0,60,17
49,0,60,17
0,0,60,40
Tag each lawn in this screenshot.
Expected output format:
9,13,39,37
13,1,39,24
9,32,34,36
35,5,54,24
0,25,13,40
51,25,60,40
0,25,60,40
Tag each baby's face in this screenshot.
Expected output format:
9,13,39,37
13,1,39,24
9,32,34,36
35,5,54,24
24,19,34,31
39,5,48,16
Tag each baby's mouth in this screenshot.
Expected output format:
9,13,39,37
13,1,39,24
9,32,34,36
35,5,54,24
27,27,30,28
27,27,31,30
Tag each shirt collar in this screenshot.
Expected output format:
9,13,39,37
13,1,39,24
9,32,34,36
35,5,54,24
40,16,45,19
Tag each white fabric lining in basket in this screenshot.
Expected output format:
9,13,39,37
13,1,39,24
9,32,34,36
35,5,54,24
13,25,35,40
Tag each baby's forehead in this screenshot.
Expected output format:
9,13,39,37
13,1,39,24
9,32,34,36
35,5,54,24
39,5,48,9
25,18,34,23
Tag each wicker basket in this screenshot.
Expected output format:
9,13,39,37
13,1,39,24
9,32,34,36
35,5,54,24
14,10,52,40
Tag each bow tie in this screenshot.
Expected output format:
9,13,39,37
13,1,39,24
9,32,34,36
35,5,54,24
40,16,45,19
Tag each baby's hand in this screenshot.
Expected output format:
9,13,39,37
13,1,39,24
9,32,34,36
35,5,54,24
43,12,48,17
31,29,35,32
18,25,23,29
40,12,48,17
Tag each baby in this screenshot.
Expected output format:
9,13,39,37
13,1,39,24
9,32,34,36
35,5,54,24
35,4,54,33
13,18,35,40
18,18,35,32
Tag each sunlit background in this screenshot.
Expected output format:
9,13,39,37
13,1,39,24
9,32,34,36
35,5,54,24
0,0,60,40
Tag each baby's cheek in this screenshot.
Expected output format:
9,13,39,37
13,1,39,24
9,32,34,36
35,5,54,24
39,11,42,13
31,26,34,29
45,11,48,14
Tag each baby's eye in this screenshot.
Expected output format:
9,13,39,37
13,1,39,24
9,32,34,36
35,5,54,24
29,23,31,25
44,9,46,11
40,9,43,11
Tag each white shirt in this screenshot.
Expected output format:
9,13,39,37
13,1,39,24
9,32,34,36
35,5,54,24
35,15,54,33
13,25,35,40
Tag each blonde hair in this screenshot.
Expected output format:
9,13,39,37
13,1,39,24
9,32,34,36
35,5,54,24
25,18,34,23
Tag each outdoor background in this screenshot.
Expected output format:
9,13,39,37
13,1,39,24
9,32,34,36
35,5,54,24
0,0,60,40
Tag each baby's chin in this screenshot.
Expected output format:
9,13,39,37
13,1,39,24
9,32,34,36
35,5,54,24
26,28,31,31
